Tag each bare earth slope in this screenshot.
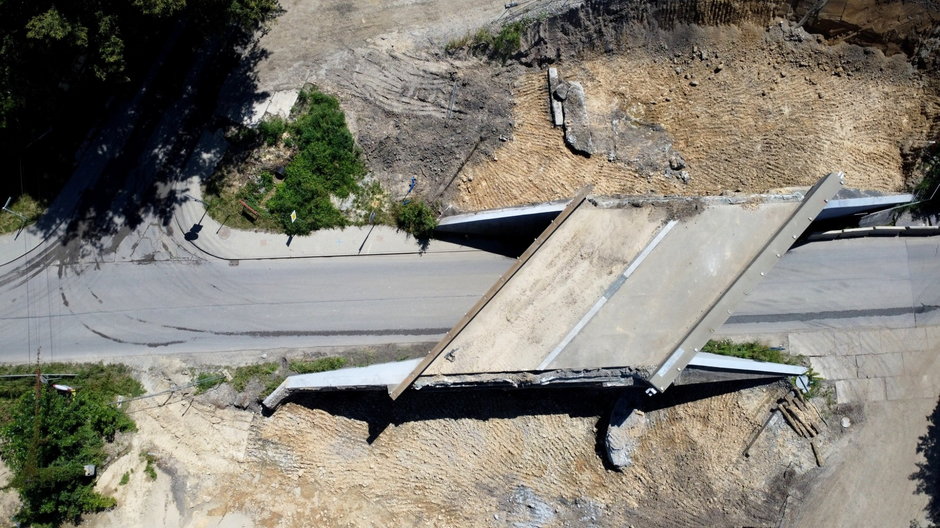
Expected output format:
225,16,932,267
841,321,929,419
456,22,938,210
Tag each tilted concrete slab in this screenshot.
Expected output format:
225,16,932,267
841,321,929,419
389,173,842,398
554,203,796,372
427,205,671,375
263,359,422,408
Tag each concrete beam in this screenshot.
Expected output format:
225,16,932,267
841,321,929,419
263,359,422,409
548,68,564,127
436,201,567,237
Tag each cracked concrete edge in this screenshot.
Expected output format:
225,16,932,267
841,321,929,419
388,186,594,400
647,172,845,393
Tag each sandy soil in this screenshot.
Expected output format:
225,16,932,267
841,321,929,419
455,21,939,210
68,375,817,528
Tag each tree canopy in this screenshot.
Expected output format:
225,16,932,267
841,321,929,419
0,0,278,197
0,384,137,527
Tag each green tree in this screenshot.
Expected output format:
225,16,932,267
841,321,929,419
0,385,136,527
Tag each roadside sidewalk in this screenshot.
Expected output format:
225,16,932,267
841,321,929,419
169,130,474,260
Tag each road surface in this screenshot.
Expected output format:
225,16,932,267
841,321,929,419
0,230,935,364
0,248,509,363
723,236,939,333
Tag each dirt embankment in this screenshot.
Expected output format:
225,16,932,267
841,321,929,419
450,1,939,211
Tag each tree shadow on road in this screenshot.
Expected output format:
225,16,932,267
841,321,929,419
24,25,273,264
912,395,940,524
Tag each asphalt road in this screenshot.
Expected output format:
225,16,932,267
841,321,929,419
722,236,940,333
0,250,510,363
0,233,935,364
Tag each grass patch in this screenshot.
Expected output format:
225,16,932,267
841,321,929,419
288,356,347,374
0,194,44,234
352,179,393,225
701,340,798,364
193,371,225,394
446,20,531,63
702,339,825,396
119,471,131,486
141,453,158,481
230,362,282,394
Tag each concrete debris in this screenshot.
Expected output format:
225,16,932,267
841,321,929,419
664,168,691,184
562,81,594,155
668,154,687,170
414,367,642,391
547,67,565,127
605,393,649,468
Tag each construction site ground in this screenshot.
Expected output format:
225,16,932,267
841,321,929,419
236,0,939,214
2,0,939,527
0,352,825,528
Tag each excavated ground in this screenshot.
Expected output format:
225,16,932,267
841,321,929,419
67,364,822,528
455,21,939,210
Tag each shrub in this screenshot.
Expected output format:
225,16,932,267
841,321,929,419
0,363,143,424
268,87,366,235
447,20,530,63
395,200,438,239
489,21,527,63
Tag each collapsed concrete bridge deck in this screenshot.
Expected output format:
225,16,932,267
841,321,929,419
264,173,845,410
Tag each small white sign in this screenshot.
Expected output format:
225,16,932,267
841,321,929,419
290,210,297,223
